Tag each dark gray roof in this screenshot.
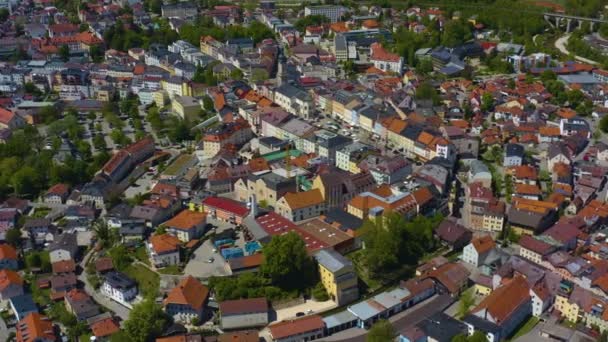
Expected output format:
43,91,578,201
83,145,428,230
505,143,524,158
415,312,467,342
104,271,136,289
323,209,363,231
49,233,78,253
463,314,501,334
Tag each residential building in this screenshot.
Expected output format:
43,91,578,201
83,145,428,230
164,276,209,324
464,276,531,342
0,244,18,270
101,271,138,304
503,143,525,167
48,233,78,264
10,294,37,321
434,219,472,251
218,298,269,330
276,189,326,222
148,234,181,267
64,289,100,321
463,183,505,233
164,210,207,242
518,235,556,265
370,42,404,74
44,183,70,204
462,236,496,268
16,313,56,342
202,119,253,158
315,249,359,306
90,317,120,341
0,269,23,300
273,84,313,119
172,96,201,121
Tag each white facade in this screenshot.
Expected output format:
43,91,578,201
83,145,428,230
101,280,137,304
462,243,480,267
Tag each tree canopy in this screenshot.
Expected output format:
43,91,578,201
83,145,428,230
260,231,317,290
123,299,168,342
367,320,396,342
361,213,443,282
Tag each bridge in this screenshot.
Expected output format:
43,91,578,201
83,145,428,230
543,12,608,32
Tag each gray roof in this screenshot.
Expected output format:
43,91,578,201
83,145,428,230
104,271,136,290
49,233,78,253
323,310,357,329
314,249,352,273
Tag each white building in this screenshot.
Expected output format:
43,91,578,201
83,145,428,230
101,272,138,304
219,298,269,330
304,5,348,23
462,236,495,268
369,43,404,74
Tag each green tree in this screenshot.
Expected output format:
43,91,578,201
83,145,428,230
251,68,269,82
367,320,395,342
260,232,316,290
5,228,21,248
481,93,494,112
441,19,472,47
312,281,329,301
601,116,608,134
457,289,475,319
230,68,244,80
202,95,214,112
123,299,168,342
93,221,114,248
59,44,70,62
294,14,330,32
108,245,132,271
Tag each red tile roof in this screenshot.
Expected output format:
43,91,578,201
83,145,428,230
150,234,181,254
219,297,268,315
269,315,325,340
90,317,120,338
0,269,22,291
0,244,17,260
163,276,209,310
164,210,207,230
16,313,55,342
202,197,249,217
471,276,530,325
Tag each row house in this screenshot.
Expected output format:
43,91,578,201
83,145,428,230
201,118,253,159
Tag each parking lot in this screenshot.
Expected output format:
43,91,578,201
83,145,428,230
183,216,247,278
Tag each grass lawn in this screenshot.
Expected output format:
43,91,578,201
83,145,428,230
134,246,151,266
79,333,93,342
31,207,51,218
508,316,540,341
124,264,159,298
158,265,181,275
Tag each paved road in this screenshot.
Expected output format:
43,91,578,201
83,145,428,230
555,34,599,65
320,294,454,342
78,249,131,322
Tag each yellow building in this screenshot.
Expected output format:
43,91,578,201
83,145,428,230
153,90,169,108
172,96,201,121
555,293,580,323
314,249,359,306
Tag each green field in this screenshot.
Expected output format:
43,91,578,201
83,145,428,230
124,264,159,298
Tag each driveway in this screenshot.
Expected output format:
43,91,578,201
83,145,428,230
319,294,454,342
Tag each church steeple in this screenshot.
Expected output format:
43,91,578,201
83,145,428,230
276,48,287,86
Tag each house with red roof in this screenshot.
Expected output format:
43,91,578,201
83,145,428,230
44,183,70,205
0,269,23,300
269,315,325,342
163,276,209,324
0,107,24,130
90,317,120,340
369,42,404,74
218,297,268,330
148,233,181,268
0,244,18,270
16,313,56,342
201,196,249,224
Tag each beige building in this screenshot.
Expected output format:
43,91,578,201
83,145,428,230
314,249,359,306
276,189,326,222
172,96,201,121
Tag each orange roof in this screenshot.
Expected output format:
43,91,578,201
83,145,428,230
164,276,209,310
90,317,120,338
417,131,435,145
248,157,271,172
370,42,401,63
539,126,561,136
514,184,542,195
557,108,577,119
512,165,537,180
385,117,408,133
329,22,348,33
365,66,386,75
512,197,558,213
269,315,325,340
281,189,324,209
16,313,55,342
0,244,17,260
471,276,530,324
150,234,181,254
362,19,379,28
164,210,207,230
0,269,22,291
471,235,495,254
